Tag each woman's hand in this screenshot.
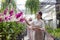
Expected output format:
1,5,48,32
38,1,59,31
28,26,32,30
24,17,30,26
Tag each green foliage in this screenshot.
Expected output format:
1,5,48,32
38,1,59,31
25,0,40,14
0,0,16,13
0,22,26,40
46,26,60,38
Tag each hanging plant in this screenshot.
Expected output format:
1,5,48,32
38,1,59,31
25,0,40,14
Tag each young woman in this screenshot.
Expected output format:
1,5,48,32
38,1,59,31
25,12,45,40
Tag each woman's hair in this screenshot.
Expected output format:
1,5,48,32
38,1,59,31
38,11,42,19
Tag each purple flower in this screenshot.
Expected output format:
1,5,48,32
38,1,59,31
4,8,8,15
16,12,23,19
9,10,14,16
5,16,11,21
19,18,25,22
4,10,7,15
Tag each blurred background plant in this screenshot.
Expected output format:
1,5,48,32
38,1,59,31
0,22,26,40
25,0,40,14
0,8,26,40
0,0,17,13
46,26,60,39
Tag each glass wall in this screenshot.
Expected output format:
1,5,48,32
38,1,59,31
40,0,57,29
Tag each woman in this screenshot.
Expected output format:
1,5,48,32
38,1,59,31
25,12,45,40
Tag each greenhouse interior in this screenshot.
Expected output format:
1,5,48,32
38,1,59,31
0,0,60,40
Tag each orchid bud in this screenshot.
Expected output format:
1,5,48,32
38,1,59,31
4,10,7,15
5,16,11,21
9,10,14,16
4,8,8,15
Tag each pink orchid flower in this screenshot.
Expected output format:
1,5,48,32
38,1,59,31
5,16,11,21
4,10,7,15
19,18,25,22
4,8,8,15
16,12,23,19
9,10,14,16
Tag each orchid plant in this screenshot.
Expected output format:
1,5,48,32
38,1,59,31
0,9,26,40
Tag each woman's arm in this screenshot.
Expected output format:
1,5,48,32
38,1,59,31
32,26,41,31
24,18,31,26
25,20,30,26
25,18,31,26
32,26,45,31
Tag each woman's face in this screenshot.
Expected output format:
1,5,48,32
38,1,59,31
36,13,41,19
